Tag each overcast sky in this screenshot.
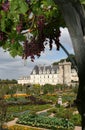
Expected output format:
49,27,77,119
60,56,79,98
0,27,74,80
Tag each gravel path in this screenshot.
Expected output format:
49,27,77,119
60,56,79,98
36,108,52,114
75,126,81,130
7,118,18,127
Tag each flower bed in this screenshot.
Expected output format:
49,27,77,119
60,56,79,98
17,113,74,130
8,125,43,130
4,94,30,99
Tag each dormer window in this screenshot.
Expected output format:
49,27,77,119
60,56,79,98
47,69,50,74
43,70,46,74
33,70,36,74
56,70,58,74
51,69,54,74
39,70,42,74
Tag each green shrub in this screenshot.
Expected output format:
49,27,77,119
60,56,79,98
70,114,81,126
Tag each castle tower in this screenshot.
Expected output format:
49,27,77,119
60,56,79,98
58,60,71,86
58,62,64,84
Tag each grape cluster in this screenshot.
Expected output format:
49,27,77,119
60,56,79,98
22,15,45,61
44,18,61,51
22,38,45,61
49,38,53,50
1,0,10,12
54,29,61,50
22,15,61,61
36,15,46,46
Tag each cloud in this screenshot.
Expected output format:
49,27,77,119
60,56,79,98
0,28,74,80
60,27,74,53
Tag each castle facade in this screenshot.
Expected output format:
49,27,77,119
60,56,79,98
18,61,78,86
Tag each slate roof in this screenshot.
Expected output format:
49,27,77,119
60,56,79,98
31,65,58,74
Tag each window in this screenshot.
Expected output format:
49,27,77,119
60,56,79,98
47,69,50,74
33,70,36,74
51,69,54,74
43,70,46,74
39,70,42,74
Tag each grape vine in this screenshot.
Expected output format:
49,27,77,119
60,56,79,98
0,0,65,61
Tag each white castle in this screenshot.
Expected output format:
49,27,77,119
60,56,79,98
18,60,78,86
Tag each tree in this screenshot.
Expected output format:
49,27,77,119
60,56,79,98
0,0,85,129
8,85,17,98
53,1,85,129
42,84,55,94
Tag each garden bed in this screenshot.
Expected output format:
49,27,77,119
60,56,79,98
17,113,74,130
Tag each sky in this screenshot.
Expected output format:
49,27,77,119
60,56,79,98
0,27,74,80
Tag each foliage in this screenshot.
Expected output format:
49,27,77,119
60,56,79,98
81,0,85,4
0,79,17,84
2,103,51,122
61,91,76,103
50,106,73,119
7,104,51,115
8,86,17,98
42,84,55,94
47,106,81,126
25,85,41,96
0,99,8,129
70,114,81,126
73,86,78,94
0,85,9,98
55,84,64,90
17,113,74,129
0,0,65,61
